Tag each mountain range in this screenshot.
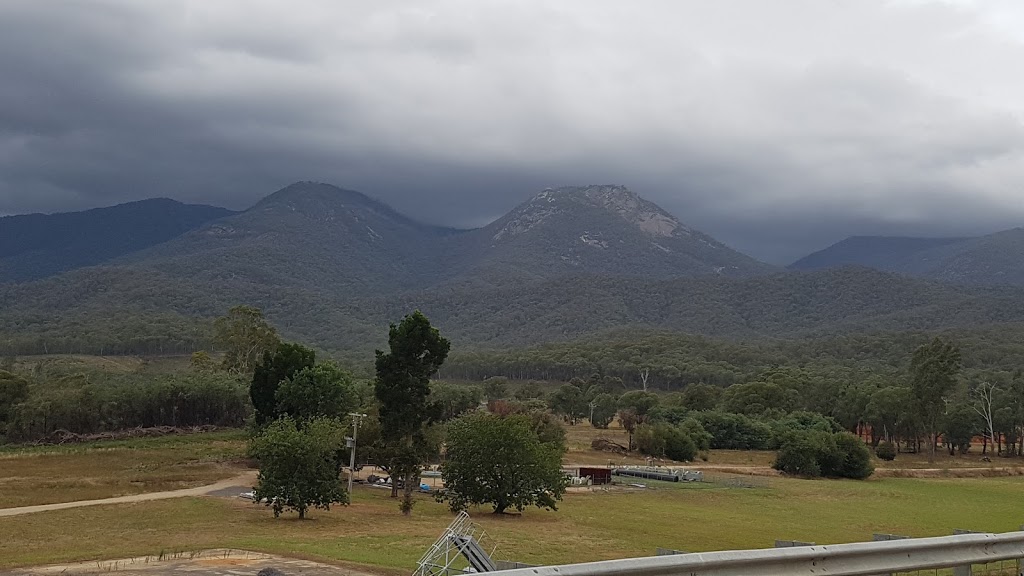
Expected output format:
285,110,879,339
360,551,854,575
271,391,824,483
790,230,1024,285
0,199,234,284
1,182,1022,357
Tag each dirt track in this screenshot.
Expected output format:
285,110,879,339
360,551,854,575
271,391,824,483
0,471,257,518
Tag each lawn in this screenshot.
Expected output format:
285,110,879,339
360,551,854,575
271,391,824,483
3,472,1024,572
0,431,250,508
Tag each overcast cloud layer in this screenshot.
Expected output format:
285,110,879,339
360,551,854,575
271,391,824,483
2,0,1024,262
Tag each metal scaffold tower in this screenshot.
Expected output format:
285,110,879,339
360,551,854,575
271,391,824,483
414,511,498,576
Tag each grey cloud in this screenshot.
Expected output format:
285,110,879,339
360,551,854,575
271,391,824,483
2,0,1024,263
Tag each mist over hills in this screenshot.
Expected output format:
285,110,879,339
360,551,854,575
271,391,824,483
2,181,1023,357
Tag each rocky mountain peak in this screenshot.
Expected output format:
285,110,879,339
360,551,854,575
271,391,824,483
503,185,688,241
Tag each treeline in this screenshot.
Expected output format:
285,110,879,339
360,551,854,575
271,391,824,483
442,327,1024,390
473,336,1023,463
0,370,250,442
0,311,213,356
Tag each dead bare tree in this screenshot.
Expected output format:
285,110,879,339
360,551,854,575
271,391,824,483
970,380,999,456
639,368,650,392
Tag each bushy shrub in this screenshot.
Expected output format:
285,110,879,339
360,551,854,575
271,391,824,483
678,418,712,452
767,411,843,448
691,411,772,450
773,430,830,477
832,433,875,479
647,405,690,425
875,440,897,461
634,424,666,457
634,423,698,462
663,426,698,462
773,431,874,480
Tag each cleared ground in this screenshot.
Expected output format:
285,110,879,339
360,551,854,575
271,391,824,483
0,431,249,508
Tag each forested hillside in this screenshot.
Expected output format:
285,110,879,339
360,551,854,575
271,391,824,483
791,229,1024,286
0,198,234,283
2,182,1023,361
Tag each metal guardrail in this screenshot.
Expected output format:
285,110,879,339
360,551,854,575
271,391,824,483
498,531,1024,576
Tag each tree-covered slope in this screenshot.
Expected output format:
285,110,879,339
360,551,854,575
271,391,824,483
790,229,1024,286
0,198,234,283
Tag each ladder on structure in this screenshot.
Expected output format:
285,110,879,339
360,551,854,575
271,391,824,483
414,511,497,576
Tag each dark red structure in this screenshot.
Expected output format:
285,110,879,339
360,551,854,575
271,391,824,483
578,467,613,485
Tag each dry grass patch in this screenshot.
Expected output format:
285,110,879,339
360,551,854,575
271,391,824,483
0,431,249,508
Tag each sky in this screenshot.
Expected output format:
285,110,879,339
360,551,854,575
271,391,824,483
2,1,1024,263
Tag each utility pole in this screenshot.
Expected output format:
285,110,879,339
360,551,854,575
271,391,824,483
347,412,368,495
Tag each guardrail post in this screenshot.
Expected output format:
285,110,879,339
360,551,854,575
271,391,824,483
775,540,815,548
868,534,910,576
952,529,986,576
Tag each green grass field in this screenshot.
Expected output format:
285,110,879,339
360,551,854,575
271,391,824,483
3,468,1024,572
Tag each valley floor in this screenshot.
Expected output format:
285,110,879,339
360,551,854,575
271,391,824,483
4,430,1024,573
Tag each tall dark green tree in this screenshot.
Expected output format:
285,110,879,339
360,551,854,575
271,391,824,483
910,337,962,463
250,342,316,424
374,310,450,515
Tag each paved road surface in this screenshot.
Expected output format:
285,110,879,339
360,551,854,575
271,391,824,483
0,471,257,518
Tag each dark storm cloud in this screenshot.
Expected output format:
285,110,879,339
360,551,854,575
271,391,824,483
2,1,1024,263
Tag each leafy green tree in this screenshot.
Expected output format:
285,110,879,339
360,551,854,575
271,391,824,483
617,408,639,450
251,417,349,518
513,381,545,401
681,383,722,411
692,411,772,450
430,382,482,421
214,305,281,375
618,390,660,422
189,351,218,374
482,377,509,406
549,383,587,425
375,310,450,515
589,393,617,429
767,411,843,448
909,337,962,462
941,402,979,456
250,342,316,424
276,362,356,422
864,386,912,447
440,412,567,514
679,418,712,452
0,370,30,431
721,381,793,416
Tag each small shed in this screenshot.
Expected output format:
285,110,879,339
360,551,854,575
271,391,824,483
578,467,613,485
